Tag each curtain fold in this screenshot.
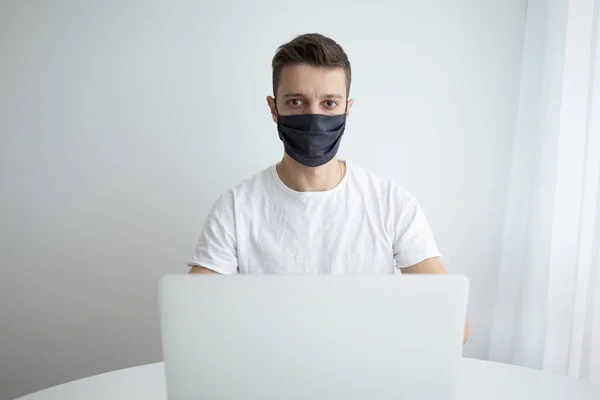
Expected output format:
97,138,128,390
489,0,600,384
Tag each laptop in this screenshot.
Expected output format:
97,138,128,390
159,274,468,400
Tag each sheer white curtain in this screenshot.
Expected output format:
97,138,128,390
489,0,600,383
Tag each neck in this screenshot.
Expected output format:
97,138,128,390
277,154,344,192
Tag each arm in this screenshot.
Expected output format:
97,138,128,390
402,257,470,345
189,266,219,274
187,190,238,275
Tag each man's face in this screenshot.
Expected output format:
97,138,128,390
267,64,354,120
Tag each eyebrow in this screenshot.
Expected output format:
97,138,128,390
281,93,344,99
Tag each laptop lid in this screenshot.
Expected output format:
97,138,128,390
159,274,468,400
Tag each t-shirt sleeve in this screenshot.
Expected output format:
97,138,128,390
187,190,238,275
392,189,441,269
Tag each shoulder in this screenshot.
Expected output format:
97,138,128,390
213,165,276,207
230,165,276,197
347,162,414,203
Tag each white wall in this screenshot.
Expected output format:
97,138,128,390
0,0,527,398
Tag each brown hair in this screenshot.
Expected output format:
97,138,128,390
271,33,351,98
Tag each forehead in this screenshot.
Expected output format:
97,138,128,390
278,64,346,97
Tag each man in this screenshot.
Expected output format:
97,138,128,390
188,33,469,343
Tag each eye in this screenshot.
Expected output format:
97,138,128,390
323,100,338,108
287,98,306,107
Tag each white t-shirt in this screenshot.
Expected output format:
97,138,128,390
188,162,440,275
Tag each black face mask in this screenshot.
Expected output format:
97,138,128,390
275,100,347,167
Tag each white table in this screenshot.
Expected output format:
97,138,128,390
16,358,600,400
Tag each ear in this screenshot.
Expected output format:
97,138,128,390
346,98,355,118
266,96,277,123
